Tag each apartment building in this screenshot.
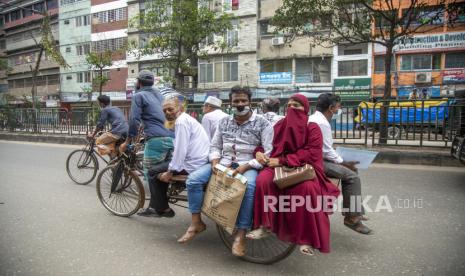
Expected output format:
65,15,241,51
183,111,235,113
2,0,60,104
0,12,8,97
196,0,258,102
59,0,92,104
90,0,128,104
372,0,465,99
126,0,175,100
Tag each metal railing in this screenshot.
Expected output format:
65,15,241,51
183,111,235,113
1,99,464,148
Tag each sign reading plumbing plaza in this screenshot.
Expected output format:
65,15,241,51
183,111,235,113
374,31,465,53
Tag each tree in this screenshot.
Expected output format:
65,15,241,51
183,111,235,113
29,11,69,109
86,51,113,97
129,0,233,89
272,0,462,143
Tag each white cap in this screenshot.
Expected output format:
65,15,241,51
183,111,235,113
204,96,222,108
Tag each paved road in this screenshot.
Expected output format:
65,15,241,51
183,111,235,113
1,141,464,276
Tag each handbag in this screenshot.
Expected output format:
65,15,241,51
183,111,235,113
273,164,316,189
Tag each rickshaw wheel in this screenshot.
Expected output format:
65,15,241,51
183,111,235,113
216,224,296,264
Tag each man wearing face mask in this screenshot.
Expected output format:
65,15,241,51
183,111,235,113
178,85,273,257
309,93,373,235
120,70,175,217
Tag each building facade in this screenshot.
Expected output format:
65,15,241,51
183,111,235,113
2,0,60,104
372,1,465,99
196,0,258,102
59,0,92,104
90,0,128,103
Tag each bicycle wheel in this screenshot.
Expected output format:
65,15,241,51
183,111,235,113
216,225,296,264
96,162,145,217
66,149,98,185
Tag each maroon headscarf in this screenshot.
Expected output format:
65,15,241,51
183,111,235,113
271,93,310,158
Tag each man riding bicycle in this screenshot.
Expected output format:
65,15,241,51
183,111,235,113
88,95,128,159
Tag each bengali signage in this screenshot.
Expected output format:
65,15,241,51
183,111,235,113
443,69,465,84
334,78,371,100
260,72,292,84
374,31,465,53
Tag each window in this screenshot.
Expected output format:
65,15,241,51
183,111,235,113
199,59,213,83
93,8,127,24
47,74,60,85
34,2,45,13
5,14,10,23
92,38,127,52
295,58,331,83
221,0,239,11
260,21,273,36
76,15,90,26
66,47,71,53
66,75,72,80
46,0,58,10
10,10,21,21
0,40,5,50
225,20,238,47
223,56,238,82
77,72,91,83
374,56,396,73
199,56,238,83
23,6,33,17
260,59,292,73
445,52,465,69
338,60,368,76
400,54,440,71
64,19,70,25
338,43,368,55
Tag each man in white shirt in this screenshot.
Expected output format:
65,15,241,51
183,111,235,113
201,96,229,140
309,93,372,235
261,97,284,126
138,95,209,218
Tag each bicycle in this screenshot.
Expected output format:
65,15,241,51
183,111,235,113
65,134,109,185
96,143,145,217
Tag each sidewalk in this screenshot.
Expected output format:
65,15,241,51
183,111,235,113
0,132,462,167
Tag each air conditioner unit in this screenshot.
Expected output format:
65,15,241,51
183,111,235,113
271,36,284,46
415,72,432,83
184,76,193,88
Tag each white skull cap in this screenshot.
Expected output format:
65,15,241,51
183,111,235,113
204,96,222,108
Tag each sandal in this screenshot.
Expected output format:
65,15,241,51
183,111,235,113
177,223,207,243
246,227,271,240
232,236,246,257
344,218,373,235
299,245,315,256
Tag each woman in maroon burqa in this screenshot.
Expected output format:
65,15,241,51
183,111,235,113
252,93,340,255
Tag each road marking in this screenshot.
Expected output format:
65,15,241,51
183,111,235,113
0,140,82,149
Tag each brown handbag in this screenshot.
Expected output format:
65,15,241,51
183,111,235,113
273,164,316,189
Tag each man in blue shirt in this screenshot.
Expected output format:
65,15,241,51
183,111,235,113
89,95,128,158
119,70,176,217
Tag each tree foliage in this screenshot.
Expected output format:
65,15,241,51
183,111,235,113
129,0,234,87
86,51,113,96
